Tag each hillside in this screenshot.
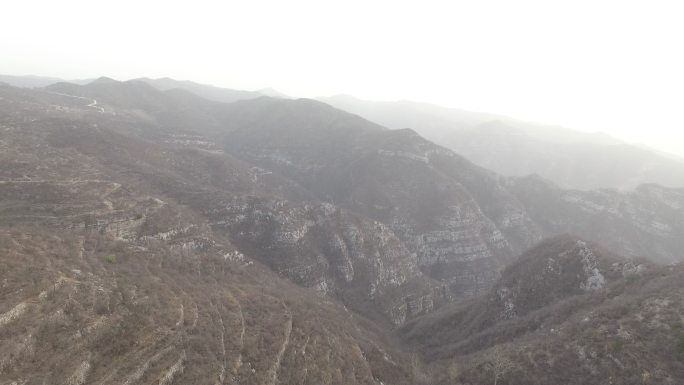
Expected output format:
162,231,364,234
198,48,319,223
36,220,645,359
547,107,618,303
399,237,684,385
1,79,684,384
0,83,415,384
3,79,683,319
509,176,684,263
213,94,684,267
0,228,412,385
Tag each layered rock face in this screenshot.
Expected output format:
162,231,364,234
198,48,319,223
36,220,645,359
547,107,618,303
215,96,684,299
218,99,542,302
0,229,412,385
399,236,631,354
205,196,444,325
509,175,684,263
398,237,684,385
0,83,444,329
0,85,414,385
486,237,638,321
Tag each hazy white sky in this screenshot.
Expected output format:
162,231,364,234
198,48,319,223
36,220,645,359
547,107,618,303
2,0,683,156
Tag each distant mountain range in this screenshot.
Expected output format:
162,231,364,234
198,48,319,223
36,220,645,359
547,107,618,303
0,73,289,103
319,94,684,190
134,77,290,103
0,74,87,88
6,73,683,192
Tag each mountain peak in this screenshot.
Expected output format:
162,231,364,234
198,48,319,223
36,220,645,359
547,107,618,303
257,87,289,98
490,236,634,320
90,76,118,84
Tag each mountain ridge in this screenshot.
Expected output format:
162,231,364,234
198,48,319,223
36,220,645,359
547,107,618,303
318,94,684,190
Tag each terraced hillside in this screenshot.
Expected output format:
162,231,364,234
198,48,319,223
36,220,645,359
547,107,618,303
0,228,412,385
0,83,416,384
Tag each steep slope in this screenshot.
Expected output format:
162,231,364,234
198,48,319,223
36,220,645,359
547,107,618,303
319,95,684,190
217,97,543,301
38,78,684,271
0,83,415,384
214,96,683,290
400,237,684,385
509,175,684,263
486,237,625,319
8,79,683,309
0,229,410,385
2,78,684,384
400,237,635,354
1,81,446,328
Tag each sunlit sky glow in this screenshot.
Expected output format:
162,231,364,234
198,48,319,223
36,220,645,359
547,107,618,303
2,0,683,156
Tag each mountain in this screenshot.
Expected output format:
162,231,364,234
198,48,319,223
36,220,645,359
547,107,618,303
136,77,287,104
0,74,286,103
0,74,66,88
318,95,684,190
400,237,641,353
0,82,412,385
401,236,684,385
508,176,684,263
399,236,684,385
213,95,683,265
215,97,543,307
3,79,682,318
1,79,684,384
0,74,93,88
257,87,291,98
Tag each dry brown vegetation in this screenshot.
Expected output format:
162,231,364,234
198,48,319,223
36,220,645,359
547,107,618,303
0,83,412,384
2,79,684,385
399,237,684,384
0,228,410,385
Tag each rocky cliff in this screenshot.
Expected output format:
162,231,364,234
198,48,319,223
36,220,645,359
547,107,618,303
399,237,684,385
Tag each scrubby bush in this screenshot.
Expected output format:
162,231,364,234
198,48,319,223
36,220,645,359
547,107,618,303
624,274,641,285
677,334,684,357
611,338,624,353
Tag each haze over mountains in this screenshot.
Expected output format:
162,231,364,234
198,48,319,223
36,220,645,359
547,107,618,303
319,94,684,191
1,76,684,384
0,75,287,104
5,73,684,192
